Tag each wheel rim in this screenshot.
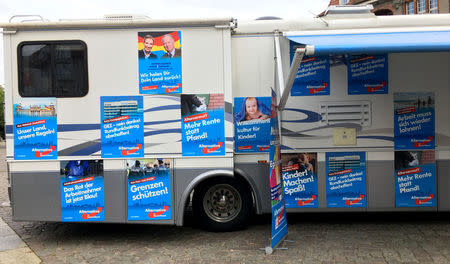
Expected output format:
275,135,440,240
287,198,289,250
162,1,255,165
203,183,242,223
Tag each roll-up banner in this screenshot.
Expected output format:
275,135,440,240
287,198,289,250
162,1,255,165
268,90,288,252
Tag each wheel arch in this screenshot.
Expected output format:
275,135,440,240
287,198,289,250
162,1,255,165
175,169,259,226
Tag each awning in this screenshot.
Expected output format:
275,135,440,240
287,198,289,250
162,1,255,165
285,29,450,56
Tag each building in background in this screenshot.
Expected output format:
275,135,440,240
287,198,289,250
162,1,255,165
329,0,449,15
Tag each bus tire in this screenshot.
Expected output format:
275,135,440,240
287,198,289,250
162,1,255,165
193,177,252,232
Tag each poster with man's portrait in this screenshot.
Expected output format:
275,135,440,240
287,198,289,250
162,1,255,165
138,31,182,94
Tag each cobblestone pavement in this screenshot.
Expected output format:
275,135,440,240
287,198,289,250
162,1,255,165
0,144,449,263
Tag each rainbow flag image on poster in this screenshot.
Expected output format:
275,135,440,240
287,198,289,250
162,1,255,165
60,160,105,222
138,31,182,94
268,90,288,252
290,42,330,96
181,94,225,156
13,98,57,160
234,97,271,153
348,54,388,95
281,153,318,208
394,92,435,150
395,151,436,207
127,158,171,220
101,96,144,158
326,152,367,208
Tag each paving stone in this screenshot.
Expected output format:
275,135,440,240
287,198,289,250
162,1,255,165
0,247,41,264
0,224,16,237
0,234,25,252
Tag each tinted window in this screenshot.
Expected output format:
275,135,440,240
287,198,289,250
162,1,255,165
18,41,88,97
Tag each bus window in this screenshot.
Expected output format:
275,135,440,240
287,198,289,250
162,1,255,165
18,40,88,97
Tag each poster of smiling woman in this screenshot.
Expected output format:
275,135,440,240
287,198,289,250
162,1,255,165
138,31,182,94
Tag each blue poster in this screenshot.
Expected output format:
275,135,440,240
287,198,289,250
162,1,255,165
394,92,435,150
101,96,144,158
290,42,330,96
13,98,57,160
234,97,271,153
138,31,182,94
395,151,436,207
281,153,318,208
348,54,388,95
181,94,225,156
269,91,288,249
60,160,105,222
326,152,367,208
127,158,171,220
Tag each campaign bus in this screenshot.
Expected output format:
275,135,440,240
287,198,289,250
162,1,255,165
2,6,450,232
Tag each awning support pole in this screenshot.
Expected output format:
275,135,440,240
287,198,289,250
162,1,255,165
275,34,314,110
274,34,285,106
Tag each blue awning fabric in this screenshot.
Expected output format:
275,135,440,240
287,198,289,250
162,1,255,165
286,30,450,55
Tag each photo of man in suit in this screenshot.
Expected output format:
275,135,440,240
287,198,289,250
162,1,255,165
161,34,181,58
138,35,157,59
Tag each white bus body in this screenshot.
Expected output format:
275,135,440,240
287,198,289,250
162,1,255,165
2,10,450,231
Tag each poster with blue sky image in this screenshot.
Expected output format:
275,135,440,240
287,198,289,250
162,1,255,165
60,160,105,222
326,152,367,208
269,90,288,250
101,96,144,158
348,54,388,95
181,94,225,156
234,97,271,153
13,98,57,160
281,153,318,208
127,158,171,220
290,42,330,96
394,92,435,150
138,31,182,94
395,151,436,207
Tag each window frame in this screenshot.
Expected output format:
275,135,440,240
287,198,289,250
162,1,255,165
417,0,426,13
406,1,415,14
17,40,89,98
429,0,438,13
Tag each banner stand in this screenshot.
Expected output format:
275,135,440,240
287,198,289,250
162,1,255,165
262,238,293,255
